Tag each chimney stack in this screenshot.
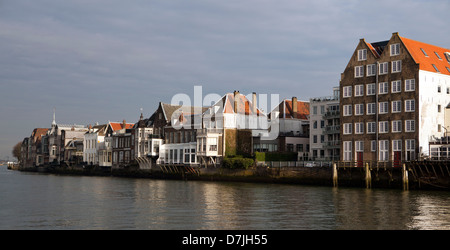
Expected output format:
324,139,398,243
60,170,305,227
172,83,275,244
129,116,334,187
234,90,240,113
292,97,298,118
122,119,126,129
252,92,257,114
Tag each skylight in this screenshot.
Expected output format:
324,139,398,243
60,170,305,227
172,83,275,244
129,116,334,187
435,52,442,60
421,48,428,57
445,52,450,63
432,64,440,73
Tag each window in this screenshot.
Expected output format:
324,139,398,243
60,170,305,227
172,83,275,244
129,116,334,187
355,104,364,116
320,120,325,128
379,82,388,94
438,86,442,93
355,85,364,96
405,99,415,112
367,122,376,134
371,140,376,152
421,48,428,57
379,140,389,161
379,102,389,114
391,43,400,56
313,135,317,143
343,105,352,116
447,67,450,73
355,66,364,77
208,137,217,151
379,62,388,75
405,120,415,132
438,124,442,133
392,80,401,93
313,121,317,129
313,106,317,115
393,140,402,152
355,122,364,134
367,103,376,115
379,121,389,133
392,120,402,133
432,64,440,73
358,49,367,61
392,60,402,73
392,100,401,113
367,64,376,76
406,139,416,161
343,86,352,98
367,83,376,95
343,123,352,135
343,141,352,161
355,141,364,152
405,79,415,91
438,104,442,113
435,52,442,60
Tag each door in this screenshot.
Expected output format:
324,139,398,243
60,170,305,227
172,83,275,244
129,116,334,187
393,151,401,167
357,152,363,167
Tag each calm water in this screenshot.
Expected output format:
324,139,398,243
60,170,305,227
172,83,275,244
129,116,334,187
1,165,449,230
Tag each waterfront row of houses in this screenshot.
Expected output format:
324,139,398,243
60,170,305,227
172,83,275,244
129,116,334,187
19,32,450,170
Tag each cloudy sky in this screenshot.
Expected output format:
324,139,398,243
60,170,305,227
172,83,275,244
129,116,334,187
1,0,449,159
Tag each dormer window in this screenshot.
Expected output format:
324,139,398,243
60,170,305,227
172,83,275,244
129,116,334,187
435,52,442,60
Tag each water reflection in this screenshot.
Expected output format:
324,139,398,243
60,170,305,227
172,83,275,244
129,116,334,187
0,166,449,230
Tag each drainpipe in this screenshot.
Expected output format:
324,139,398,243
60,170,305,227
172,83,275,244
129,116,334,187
376,61,379,163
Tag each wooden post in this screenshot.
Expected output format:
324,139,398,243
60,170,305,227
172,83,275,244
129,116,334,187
365,163,372,189
402,163,409,191
332,163,338,187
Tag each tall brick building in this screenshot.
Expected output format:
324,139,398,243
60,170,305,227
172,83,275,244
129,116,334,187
340,32,450,164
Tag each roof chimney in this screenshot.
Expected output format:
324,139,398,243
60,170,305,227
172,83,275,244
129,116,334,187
234,90,240,114
122,119,126,129
292,97,298,118
252,92,257,114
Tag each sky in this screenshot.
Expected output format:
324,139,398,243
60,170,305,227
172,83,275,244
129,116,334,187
1,0,449,160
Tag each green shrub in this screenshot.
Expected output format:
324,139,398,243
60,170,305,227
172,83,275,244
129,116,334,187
222,157,254,169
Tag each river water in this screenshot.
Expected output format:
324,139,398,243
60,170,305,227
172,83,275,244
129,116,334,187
0,165,449,230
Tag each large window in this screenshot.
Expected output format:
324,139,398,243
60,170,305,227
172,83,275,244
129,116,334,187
379,140,389,161
343,141,352,161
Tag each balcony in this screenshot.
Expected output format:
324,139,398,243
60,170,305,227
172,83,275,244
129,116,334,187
323,125,340,134
197,128,223,136
323,110,340,119
323,140,340,149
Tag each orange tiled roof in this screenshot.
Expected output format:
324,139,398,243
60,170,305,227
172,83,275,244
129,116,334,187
283,100,310,119
223,93,263,115
400,36,450,76
109,122,134,131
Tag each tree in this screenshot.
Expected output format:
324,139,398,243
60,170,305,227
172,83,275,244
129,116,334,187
12,142,22,162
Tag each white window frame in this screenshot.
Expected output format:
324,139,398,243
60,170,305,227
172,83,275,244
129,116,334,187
367,122,376,134
392,80,401,93
371,140,376,152
392,100,401,113
390,43,400,56
379,102,389,114
405,99,415,112
355,104,364,116
355,141,364,152
392,120,402,133
343,123,353,135
355,84,364,96
355,66,364,78
379,121,389,133
343,86,352,98
379,140,389,161
343,141,352,161
405,79,415,92
358,49,367,61
405,139,415,161
343,104,352,116
355,122,364,134
367,64,376,76
405,120,415,132
366,83,375,95
367,103,376,115
379,82,388,94
392,140,402,152
379,62,388,75
392,60,402,73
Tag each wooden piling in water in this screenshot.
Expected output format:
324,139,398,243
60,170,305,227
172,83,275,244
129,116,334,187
365,163,371,189
332,163,338,187
402,164,409,191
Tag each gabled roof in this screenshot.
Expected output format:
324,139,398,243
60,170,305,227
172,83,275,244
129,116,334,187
271,99,309,120
109,121,134,131
207,92,264,116
400,36,450,76
30,128,49,143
